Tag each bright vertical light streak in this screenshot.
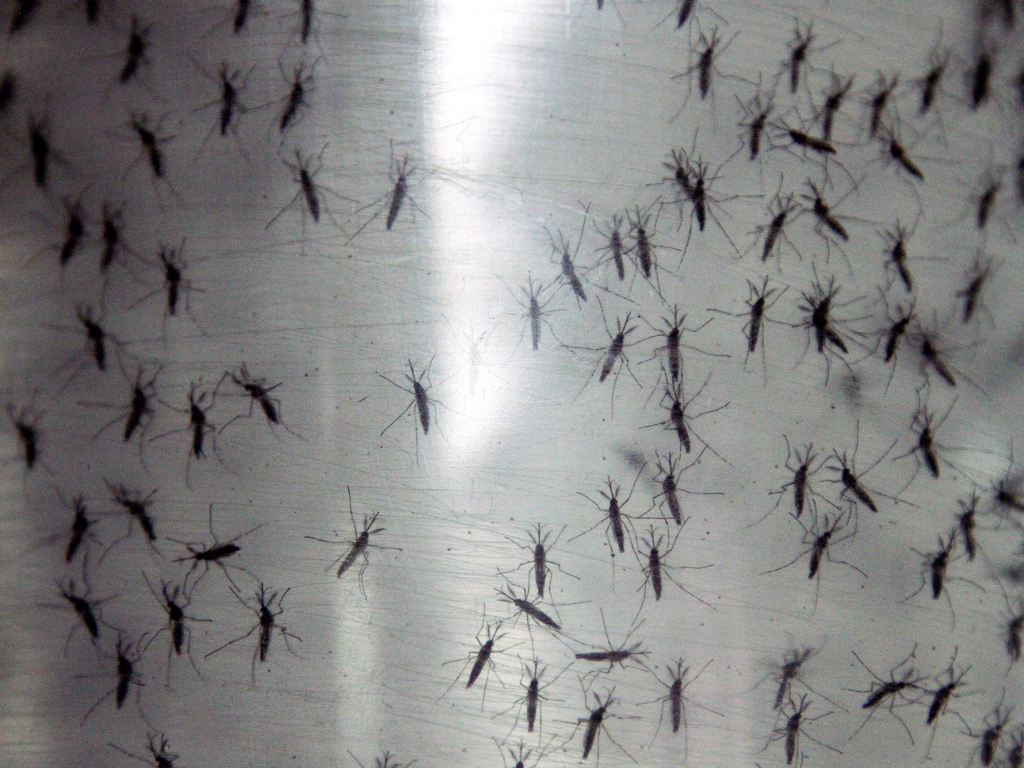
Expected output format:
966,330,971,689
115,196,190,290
424,0,535,461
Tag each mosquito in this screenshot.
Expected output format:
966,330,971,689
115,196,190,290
439,612,509,708
169,503,261,591
573,467,644,556
639,658,720,757
347,148,424,241
142,575,210,683
103,481,158,555
267,145,350,231
573,609,650,675
5,401,42,470
638,305,719,384
84,364,161,446
347,750,417,768
635,523,714,609
379,358,437,441
957,493,980,562
753,437,826,527
64,494,99,564
880,219,917,292
548,211,589,304
494,657,565,737
826,421,899,514
848,645,927,744
152,382,219,486
766,694,841,766
498,582,561,632
957,252,994,325
568,686,638,762
750,184,801,264
80,632,147,723
760,502,865,613
501,275,565,353
904,529,983,629
594,212,627,281
204,583,302,685
109,732,179,768
865,72,899,139
218,363,299,437
816,72,855,142
304,486,401,595
499,523,576,601
645,372,729,462
58,576,107,647
892,388,957,485
650,449,718,526
965,695,1013,767
922,649,972,758
736,85,774,160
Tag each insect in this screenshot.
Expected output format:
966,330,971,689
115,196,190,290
877,294,915,375
495,657,563,736
795,273,863,368
128,243,203,333
5,401,41,470
848,644,927,744
917,39,949,115
636,524,713,608
750,186,801,264
817,72,855,142
304,486,400,592
74,304,110,372
218,363,298,436
736,87,774,159
439,613,509,707
969,50,993,109
64,494,99,563
639,658,719,756
28,115,51,188
109,733,179,768
152,382,219,484
647,372,729,462
348,751,417,768
348,149,422,241
57,200,86,267
573,610,650,675
143,575,210,682
0,70,15,114
1004,594,1023,664
767,694,840,766
498,582,560,631
956,493,979,562
277,60,316,134
81,632,147,723
638,306,719,384
127,113,174,180
767,646,818,711
756,436,826,525
1008,727,1024,768
99,203,129,273
170,503,261,590
548,212,589,303
922,649,971,757
8,0,39,34
772,118,838,158
380,359,436,440
626,205,672,288
593,213,626,281
864,73,899,139
570,687,637,762
574,469,643,556
878,122,924,181
193,62,253,153
500,524,576,601
502,275,563,352
651,449,716,526
87,364,160,448
267,145,346,229
119,16,150,84
597,310,637,386
710,276,786,372
785,21,815,94
58,577,104,645
662,145,742,255
914,324,958,388
892,388,956,484
827,423,899,514
905,530,983,629
761,503,865,612
880,219,916,292
968,697,1014,767
104,481,158,552
674,26,735,104
800,179,850,245
957,252,993,324
204,583,302,685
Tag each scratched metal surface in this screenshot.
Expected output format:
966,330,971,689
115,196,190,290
1,1,1023,767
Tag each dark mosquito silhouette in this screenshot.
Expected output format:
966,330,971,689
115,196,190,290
349,751,417,768
152,382,219,486
892,388,957,486
8,0,40,35
815,72,855,142
649,449,719,526
218,363,299,437
304,485,401,595
380,358,437,440
673,26,738,105
957,252,994,325
275,60,316,134
848,644,928,744
347,149,424,241
64,494,99,564
573,609,650,676
635,523,714,610
494,657,565,737
594,213,627,281
118,16,151,84
80,632,147,724
267,145,351,231
661,144,743,256
761,502,865,612
126,113,174,182
967,697,1014,767
879,218,918,292
204,583,301,685
765,694,841,766
749,183,801,264
639,658,720,757
0,70,15,114
102,481,158,559
865,72,899,139
501,274,565,353
644,371,728,463
499,523,577,601
878,121,924,182
568,686,638,762
922,649,972,758
74,304,111,372
548,211,589,304
439,612,510,709
904,529,983,629
573,467,644,556
638,306,720,384
752,437,827,527
143,575,210,684
826,422,899,514
109,732,179,768
956,493,980,563
736,85,774,160
5,401,42,470
58,575,108,648
969,49,993,110
169,503,261,591
498,581,561,632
